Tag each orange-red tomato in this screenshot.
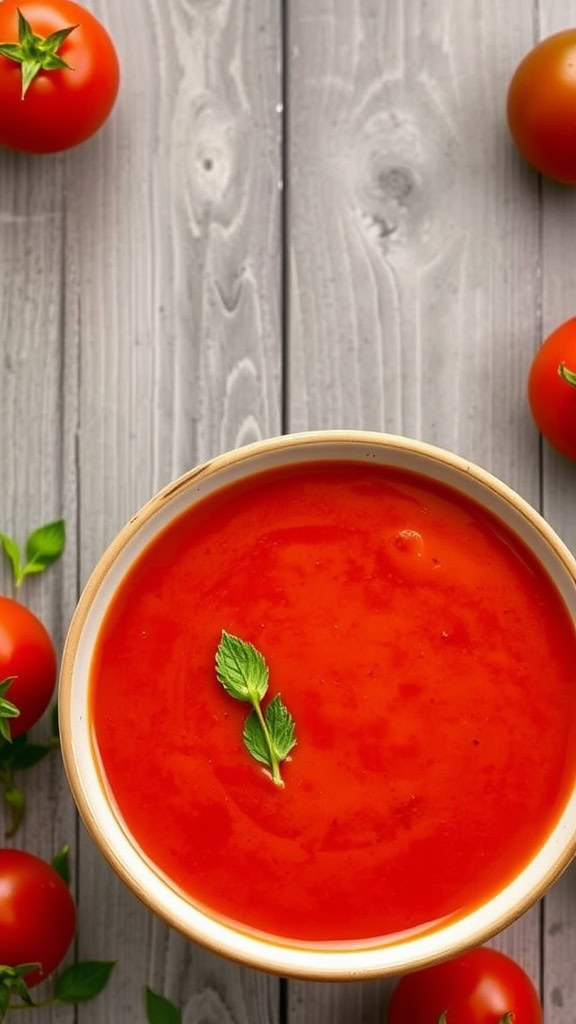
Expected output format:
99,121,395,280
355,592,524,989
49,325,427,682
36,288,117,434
0,0,119,154
388,948,542,1024
507,29,576,184
0,849,76,986
528,317,576,460
0,596,57,737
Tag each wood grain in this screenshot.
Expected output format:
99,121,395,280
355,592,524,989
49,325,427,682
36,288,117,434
0,149,77,1024
287,0,542,1019
538,2,576,1019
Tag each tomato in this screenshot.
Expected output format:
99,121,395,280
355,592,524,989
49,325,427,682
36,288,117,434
528,317,576,460
507,30,576,184
0,849,76,986
0,0,119,154
0,597,57,738
388,948,542,1024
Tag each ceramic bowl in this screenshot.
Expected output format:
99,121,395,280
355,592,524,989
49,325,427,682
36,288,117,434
60,430,576,980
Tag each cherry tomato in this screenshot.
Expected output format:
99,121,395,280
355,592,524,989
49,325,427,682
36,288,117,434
0,0,120,154
388,948,542,1024
0,849,76,986
528,317,576,460
507,29,576,184
0,596,57,737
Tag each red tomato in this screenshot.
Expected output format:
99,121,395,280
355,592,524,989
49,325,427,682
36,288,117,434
528,317,576,460
507,29,576,184
388,948,542,1023
0,0,119,154
0,596,57,737
0,849,76,986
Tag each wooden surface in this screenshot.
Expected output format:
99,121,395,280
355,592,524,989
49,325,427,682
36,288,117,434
1,0,575,1020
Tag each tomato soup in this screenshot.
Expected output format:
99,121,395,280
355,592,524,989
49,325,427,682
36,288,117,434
91,462,576,942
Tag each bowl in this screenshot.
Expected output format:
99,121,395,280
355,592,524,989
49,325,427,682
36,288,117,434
60,430,576,980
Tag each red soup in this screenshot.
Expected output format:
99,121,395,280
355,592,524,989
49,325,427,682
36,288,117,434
91,462,576,942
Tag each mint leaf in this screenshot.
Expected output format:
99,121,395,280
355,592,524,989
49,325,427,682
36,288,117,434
52,845,71,885
24,519,66,578
243,711,272,768
0,534,22,583
145,986,181,1024
243,695,296,774
216,631,269,703
265,694,296,760
54,961,116,1003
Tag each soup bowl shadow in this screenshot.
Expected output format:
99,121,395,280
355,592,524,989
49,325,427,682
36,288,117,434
59,430,576,980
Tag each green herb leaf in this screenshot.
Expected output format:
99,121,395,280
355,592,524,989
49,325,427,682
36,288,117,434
0,984,10,1020
264,693,297,759
4,786,25,837
243,710,273,767
0,679,19,743
54,961,116,1003
52,845,71,885
0,534,22,585
145,986,182,1024
7,741,50,772
216,631,269,703
24,519,66,577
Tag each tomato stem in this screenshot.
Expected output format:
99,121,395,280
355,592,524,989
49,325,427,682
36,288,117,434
0,8,77,98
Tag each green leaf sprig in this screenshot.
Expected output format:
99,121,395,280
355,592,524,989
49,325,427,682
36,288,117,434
0,520,66,588
146,986,182,1024
0,679,19,743
216,632,296,787
0,9,77,99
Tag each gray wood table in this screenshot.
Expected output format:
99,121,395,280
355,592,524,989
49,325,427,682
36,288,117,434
1,0,576,1020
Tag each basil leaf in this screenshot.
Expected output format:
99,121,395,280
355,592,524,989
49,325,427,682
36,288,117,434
243,710,272,768
52,845,71,884
54,961,116,1003
216,631,269,703
9,742,50,771
24,519,66,576
145,987,181,1024
0,535,22,583
265,694,296,760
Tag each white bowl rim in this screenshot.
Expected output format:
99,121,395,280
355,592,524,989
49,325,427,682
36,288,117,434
59,429,576,980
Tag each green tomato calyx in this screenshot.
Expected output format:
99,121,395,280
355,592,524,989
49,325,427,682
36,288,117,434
0,8,78,98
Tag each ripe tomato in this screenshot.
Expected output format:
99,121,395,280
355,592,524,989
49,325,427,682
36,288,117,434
0,596,57,737
0,0,119,154
528,317,576,460
0,849,76,986
388,948,542,1023
507,30,576,184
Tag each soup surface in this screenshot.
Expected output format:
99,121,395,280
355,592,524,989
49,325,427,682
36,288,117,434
91,461,576,942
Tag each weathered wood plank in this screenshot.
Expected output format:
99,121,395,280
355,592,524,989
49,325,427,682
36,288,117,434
538,0,576,1016
287,0,541,1018
64,0,282,1021
0,151,77,1024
